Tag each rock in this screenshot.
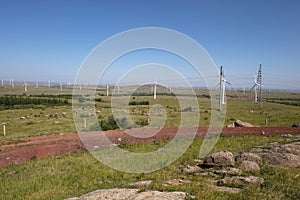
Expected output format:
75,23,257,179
240,161,260,172
129,180,152,187
235,152,262,164
67,189,138,200
219,176,264,186
66,189,187,200
292,124,300,127
203,151,235,167
132,191,187,200
164,179,190,186
6,170,17,175
209,167,242,176
212,186,242,194
278,143,300,156
183,165,201,173
259,153,300,168
227,120,258,128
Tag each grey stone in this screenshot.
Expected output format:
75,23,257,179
240,161,260,172
129,180,152,187
183,165,201,173
213,186,242,194
66,189,187,200
219,176,264,186
203,151,235,167
131,191,186,200
235,152,262,164
259,152,300,168
208,167,242,176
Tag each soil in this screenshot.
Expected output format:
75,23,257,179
0,127,300,168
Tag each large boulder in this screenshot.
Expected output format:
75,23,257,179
204,151,235,167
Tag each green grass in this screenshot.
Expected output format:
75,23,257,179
1,135,299,200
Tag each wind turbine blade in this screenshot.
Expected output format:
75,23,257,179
250,84,256,91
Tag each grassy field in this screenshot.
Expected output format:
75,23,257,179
0,135,299,200
0,85,299,199
0,85,299,139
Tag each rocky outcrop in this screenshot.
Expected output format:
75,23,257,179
218,176,264,186
235,152,262,164
203,151,235,167
66,189,187,200
249,140,300,168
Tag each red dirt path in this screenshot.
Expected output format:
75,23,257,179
1,127,300,168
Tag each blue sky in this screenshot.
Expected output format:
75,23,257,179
0,0,299,89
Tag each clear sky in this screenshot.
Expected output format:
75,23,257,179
0,0,299,90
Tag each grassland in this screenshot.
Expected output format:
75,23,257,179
0,135,299,200
0,85,299,199
0,85,299,139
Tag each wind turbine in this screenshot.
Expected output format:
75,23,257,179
218,66,231,110
250,75,259,104
48,80,51,88
11,79,14,88
1,80,3,86
24,82,28,92
221,78,231,104
60,82,63,91
36,81,39,88
106,85,109,96
153,81,157,100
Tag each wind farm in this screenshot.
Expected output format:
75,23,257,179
1,1,300,200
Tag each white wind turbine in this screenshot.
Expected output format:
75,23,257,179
24,82,29,92
221,78,231,105
106,85,109,96
218,66,231,109
60,82,63,91
153,81,157,100
250,75,260,104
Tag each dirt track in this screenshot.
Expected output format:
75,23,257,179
1,127,300,168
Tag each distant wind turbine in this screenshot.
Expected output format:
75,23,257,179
24,82,28,92
218,66,231,110
60,82,63,91
153,81,157,100
106,85,109,96
250,75,260,104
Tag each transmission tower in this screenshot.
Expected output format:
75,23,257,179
257,64,262,109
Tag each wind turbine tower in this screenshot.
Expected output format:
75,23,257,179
219,66,231,110
106,85,109,96
250,64,263,109
153,81,157,100
24,82,28,92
